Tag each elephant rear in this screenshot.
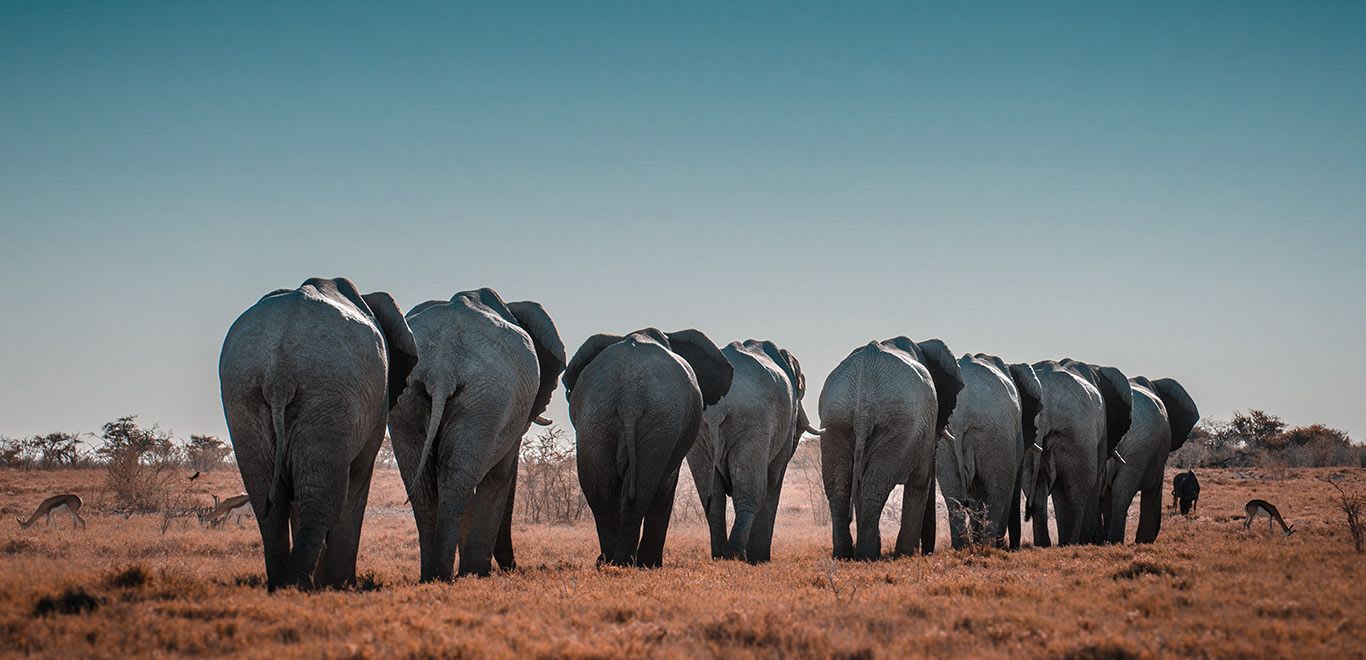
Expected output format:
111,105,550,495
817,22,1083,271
219,280,408,590
573,341,702,554
565,328,731,567
817,339,953,559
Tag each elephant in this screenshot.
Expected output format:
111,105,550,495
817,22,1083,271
1098,377,1198,543
219,277,417,590
563,328,732,567
936,354,1042,550
388,288,565,580
816,338,962,560
1020,359,1131,547
685,340,814,563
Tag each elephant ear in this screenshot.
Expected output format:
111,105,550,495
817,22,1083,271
362,292,420,410
507,301,567,423
1093,365,1134,455
562,333,624,400
1152,377,1199,453
406,299,446,320
1009,363,1044,448
665,329,733,407
914,339,964,433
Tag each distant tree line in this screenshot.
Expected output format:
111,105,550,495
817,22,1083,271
1169,409,1366,469
0,415,231,472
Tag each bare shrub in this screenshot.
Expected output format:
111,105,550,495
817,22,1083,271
817,560,861,602
184,435,231,472
99,416,184,515
32,588,99,617
517,426,587,524
952,498,997,553
793,437,829,526
0,436,26,468
672,466,706,525
376,435,399,469
27,432,84,468
1323,475,1365,554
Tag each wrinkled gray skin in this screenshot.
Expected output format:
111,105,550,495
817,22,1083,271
936,354,1042,550
817,338,962,560
686,340,814,563
1099,377,1198,544
564,328,733,567
1021,360,1132,547
220,277,417,590
388,288,565,580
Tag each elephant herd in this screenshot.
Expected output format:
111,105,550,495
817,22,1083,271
219,278,1199,590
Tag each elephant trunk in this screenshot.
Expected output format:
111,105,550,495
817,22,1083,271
407,390,451,501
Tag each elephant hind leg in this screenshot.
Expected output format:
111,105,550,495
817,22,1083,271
746,452,793,564
283,482,345,589
458,444,519,577
1135,488,1162,543
919,472,937,554
493,452,518,572
636,470,680,568
257,497,292,590
315,431,382,589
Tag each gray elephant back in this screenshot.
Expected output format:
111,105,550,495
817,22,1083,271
1060,359,1133,454
565,329,732,408
883,337,963,432
292,278,418,410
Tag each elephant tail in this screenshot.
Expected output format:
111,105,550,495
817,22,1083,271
262,386,295,520
406,391,450,502
617,416,637,507
850,411,870,517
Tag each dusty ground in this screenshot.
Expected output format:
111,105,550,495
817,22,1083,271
1,466,1362,658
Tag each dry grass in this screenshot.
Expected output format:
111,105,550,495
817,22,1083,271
1,466,1362,657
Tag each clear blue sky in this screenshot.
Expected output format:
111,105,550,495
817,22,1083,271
2,2,1363,442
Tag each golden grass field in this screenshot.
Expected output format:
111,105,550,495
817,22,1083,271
1,465,1362,658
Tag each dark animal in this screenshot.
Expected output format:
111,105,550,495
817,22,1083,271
1171,470,1199,515
188,471,201,481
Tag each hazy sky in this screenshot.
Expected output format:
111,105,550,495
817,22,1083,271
2,2,1364,445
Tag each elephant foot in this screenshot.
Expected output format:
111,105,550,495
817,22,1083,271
457,563,494,578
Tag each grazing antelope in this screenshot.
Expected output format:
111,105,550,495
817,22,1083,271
16,494,86,529
200,494,253,528
1244,499,1296,536
1171,470,1200,515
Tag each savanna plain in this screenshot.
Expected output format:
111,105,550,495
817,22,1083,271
1,464,1362,658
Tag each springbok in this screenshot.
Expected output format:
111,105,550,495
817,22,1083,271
1244,499,1296,536
200,493,253,528
16,494,86,529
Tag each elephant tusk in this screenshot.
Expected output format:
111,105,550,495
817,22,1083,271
533,415,553,427
1112,449,1128,465
1032,442,1045,453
